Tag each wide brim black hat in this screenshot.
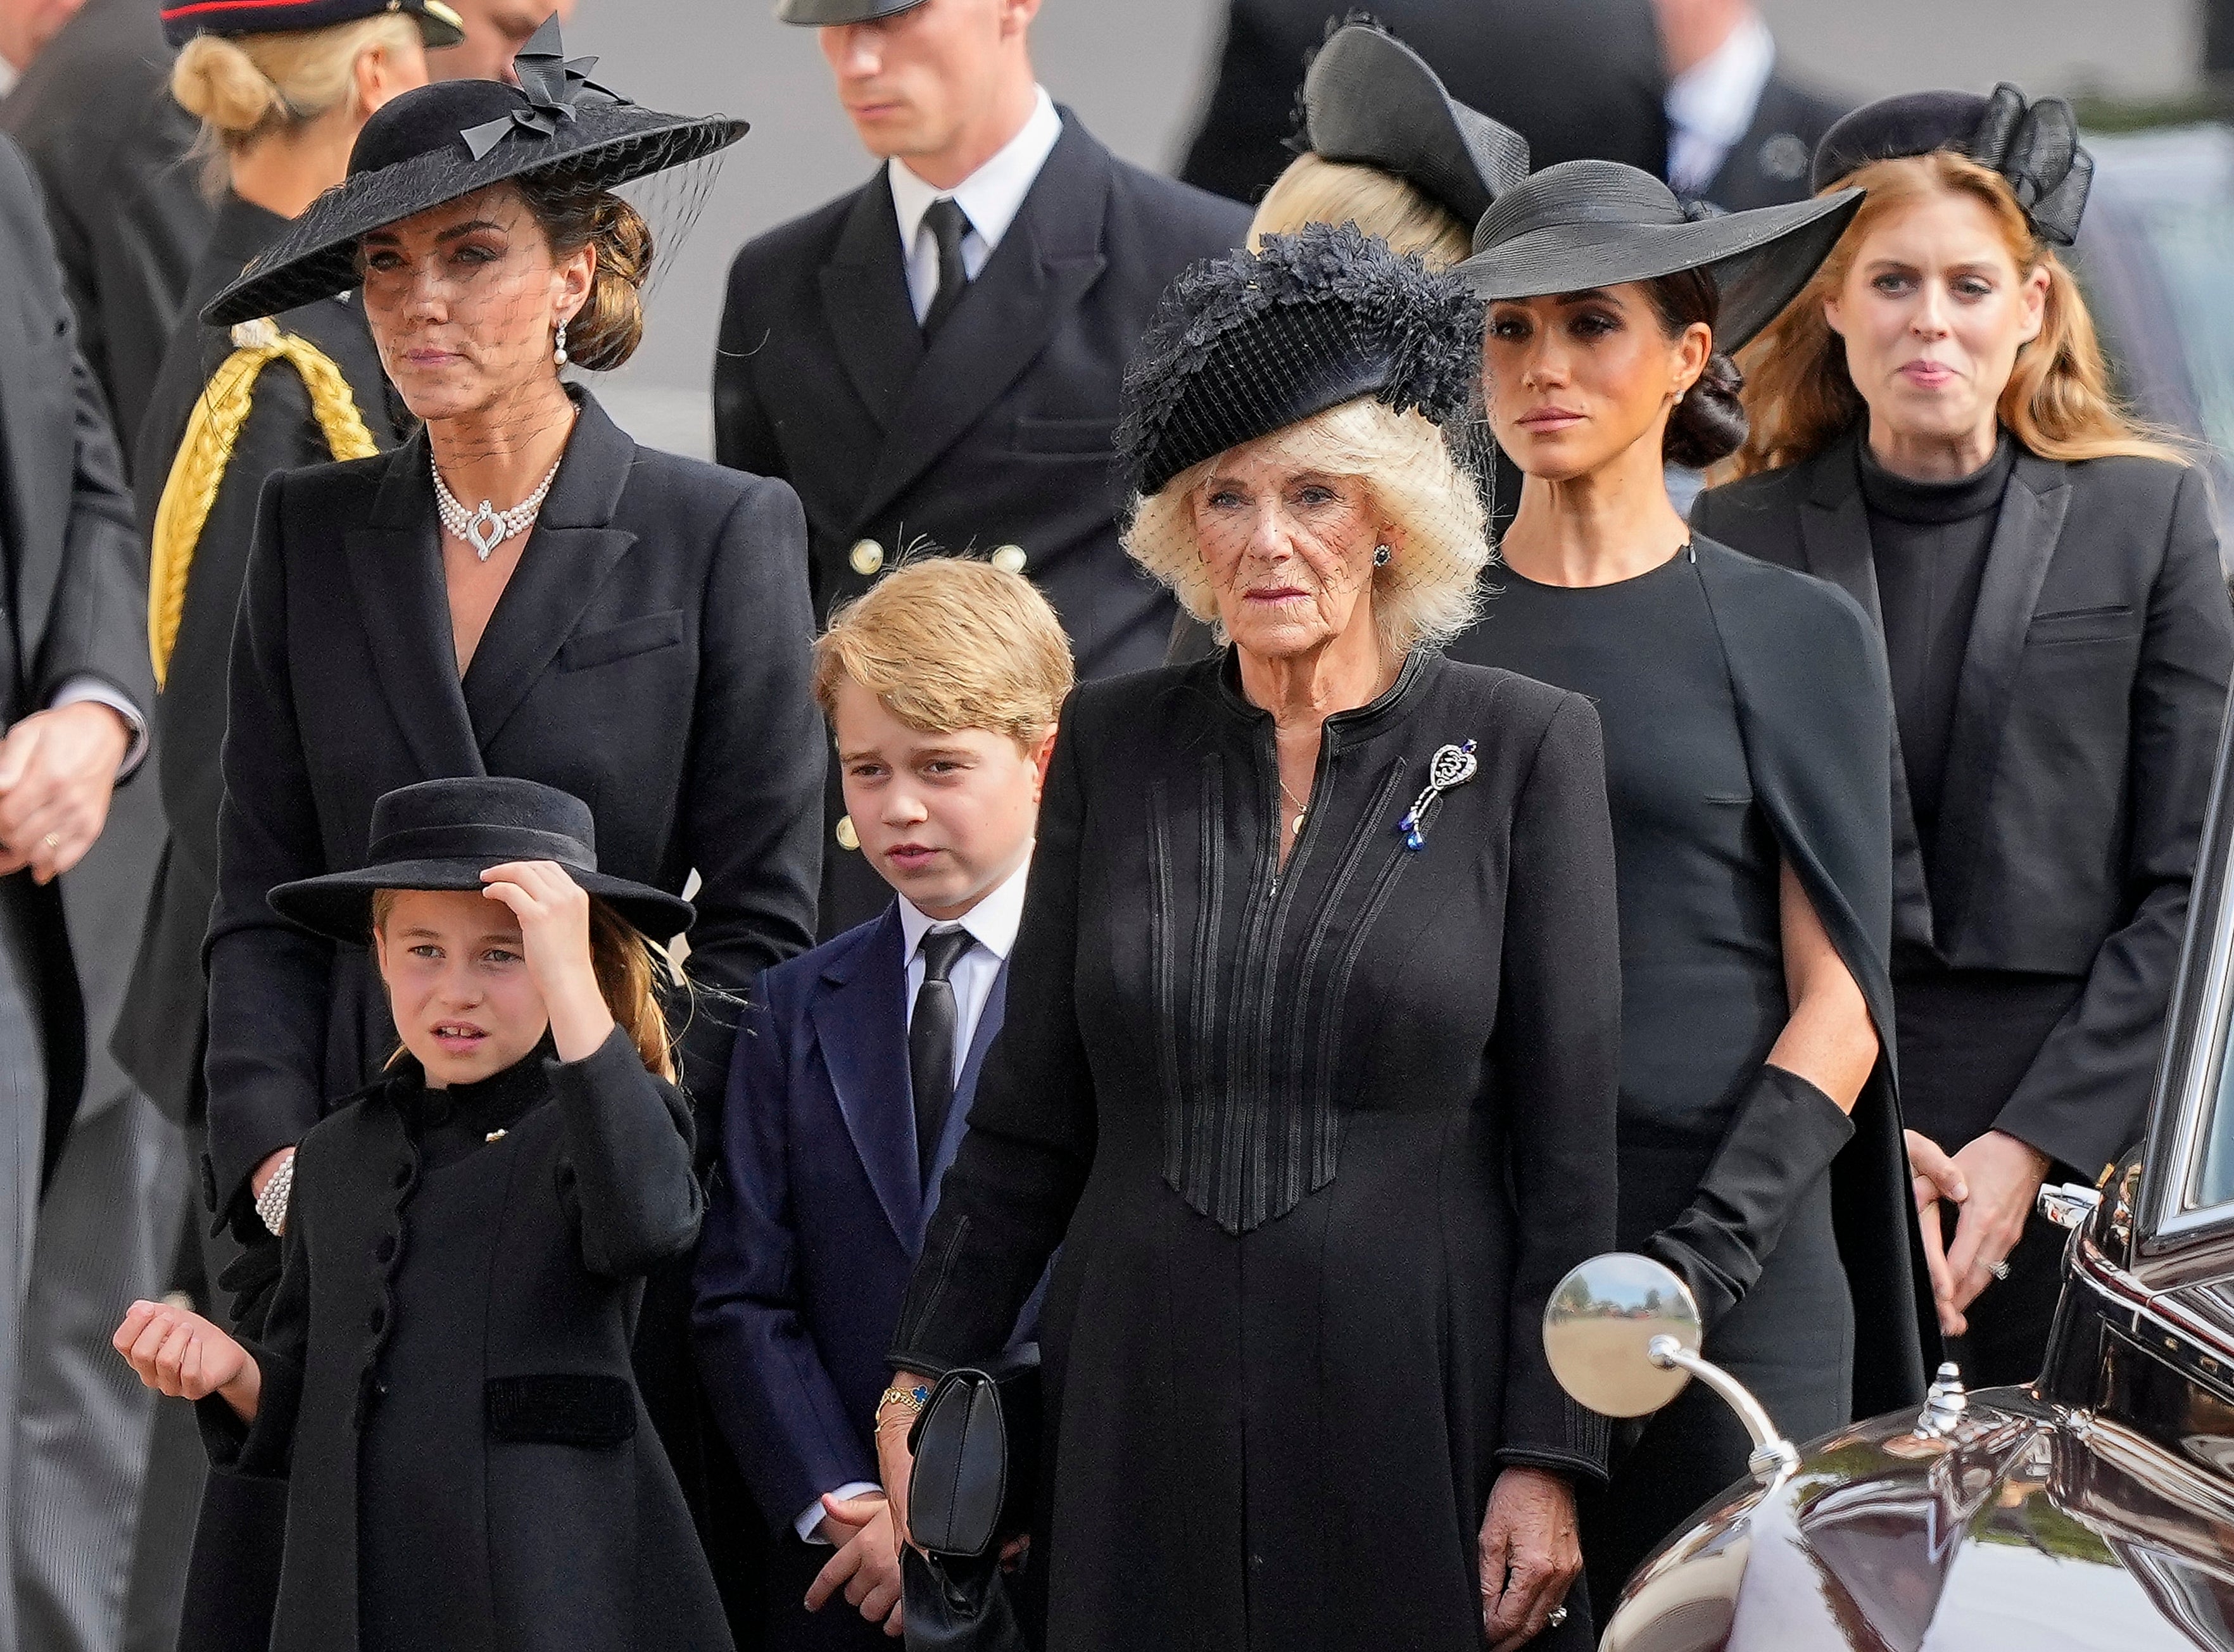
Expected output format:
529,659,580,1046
269,776,694,945
774,0,926,21
161,0,464,49
204,17,745,326
1810,84,2093,246
1300,21,1529,232
1456,159,1862,353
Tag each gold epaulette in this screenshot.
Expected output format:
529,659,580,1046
148,317,382,688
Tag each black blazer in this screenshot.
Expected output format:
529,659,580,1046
1176,0,1669,207
0,0,212,470
713,111,1247,683
201,391,824,1223
1694,437,2234,1176
1700,73,1851,212
114,195,411,1126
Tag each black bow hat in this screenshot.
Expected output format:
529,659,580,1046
1296,20,1530,232
1117,220,1482,498
270,776,695,945
1810,84,2093,245
774,0,926,22
203,15,747,325
1456,159,1862,352
161,0,464,49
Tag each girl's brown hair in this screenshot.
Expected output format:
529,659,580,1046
370,889,676,1080
1733,151,2185,478
508,177,654,372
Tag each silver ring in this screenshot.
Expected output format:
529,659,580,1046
1990,1259,2011,1281
1547,1604,1568,1629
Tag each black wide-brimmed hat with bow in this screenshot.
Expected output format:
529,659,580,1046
1456,159,1863,352
774,0,925,20
160,0,464,49
204,15,747,326
1116,220,1482,498
270,776,695,945
1811,84,2093,246
1295,19,1530,232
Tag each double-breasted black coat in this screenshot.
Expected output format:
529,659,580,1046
201,389,823,1226
888,650,1621,1652
199,1030,732,1652
114,193,412,1126
1694,436,2234,1180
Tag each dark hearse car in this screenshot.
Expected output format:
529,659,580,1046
1549,707,2234,1649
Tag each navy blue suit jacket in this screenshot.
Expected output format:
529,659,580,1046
692,903,1030,1535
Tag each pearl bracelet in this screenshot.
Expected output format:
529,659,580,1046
255,1152,296,1237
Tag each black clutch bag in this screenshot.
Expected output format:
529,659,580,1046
906,1349,1040,1559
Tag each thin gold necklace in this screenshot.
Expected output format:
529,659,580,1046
1277,776,1308,838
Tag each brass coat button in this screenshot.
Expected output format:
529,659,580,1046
849,539,885,577
835,815,861,851
990,544,1027,575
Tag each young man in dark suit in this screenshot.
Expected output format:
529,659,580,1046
714,0,1246,933
1653,0,1848,211
694,558,1070,1649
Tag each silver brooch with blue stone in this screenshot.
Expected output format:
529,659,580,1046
1398,740,1479,851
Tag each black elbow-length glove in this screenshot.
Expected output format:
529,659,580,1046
1643,1064,1855,1334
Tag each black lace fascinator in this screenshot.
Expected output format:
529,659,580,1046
1810,84,2093,245
1117,221,1483,498
204,16,747,325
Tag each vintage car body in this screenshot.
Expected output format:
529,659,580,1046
1586,710,2234,1651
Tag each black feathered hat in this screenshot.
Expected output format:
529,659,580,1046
774,0,926,20
161,0,464,49
1116,220,1484,498
1296,19,1530,232
1456,159,1862,352
1810,84,2093,245
270,776,694,945
203,15,747,325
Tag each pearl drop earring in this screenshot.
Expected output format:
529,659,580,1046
553,320,569,367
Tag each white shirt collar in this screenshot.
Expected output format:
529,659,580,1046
895,852,1032,966
1665,10,1776,154
888,86,1061,260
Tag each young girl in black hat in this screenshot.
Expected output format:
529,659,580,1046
115,776,735,1652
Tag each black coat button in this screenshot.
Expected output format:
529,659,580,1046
374,1234,397,1264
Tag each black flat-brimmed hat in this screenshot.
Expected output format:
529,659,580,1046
204,15,746,325
1297,20,1529,232
1117,220,1482,498
774,0,925,22
1456,159,1863,352
161,0,464,49
1811,84,2092,246
270,776,694,945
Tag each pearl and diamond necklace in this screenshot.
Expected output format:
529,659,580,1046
431,452,562,561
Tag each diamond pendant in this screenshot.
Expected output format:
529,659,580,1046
465,501,503,562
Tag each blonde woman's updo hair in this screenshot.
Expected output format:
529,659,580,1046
173,14,420,175
510,175,654,373
1735,150,2183,476
1125,395,1490,660
1249,152,1474,268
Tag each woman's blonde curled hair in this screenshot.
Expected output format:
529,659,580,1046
511,177,654,372
172,15,420,184
1250,152,1474,268
1734,151,2183,477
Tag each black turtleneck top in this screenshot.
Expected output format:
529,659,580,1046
1859,434,2016,845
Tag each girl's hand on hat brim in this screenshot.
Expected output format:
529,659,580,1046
481,861,615,1062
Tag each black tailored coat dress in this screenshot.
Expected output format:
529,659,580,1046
1177,0,1668,207
1694,437,2234,1185
197,1030,733,1652
888,651,1623,1652
114,193,413,1128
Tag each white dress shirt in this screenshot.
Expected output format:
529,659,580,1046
887,87,1063,324
795,855,1033,1544
50,678,148,778
1664,9,1776,199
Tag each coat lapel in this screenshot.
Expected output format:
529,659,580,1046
1932,451,2072,935
460,394,638,750
847,116,1113,532
810,907,920,1244
817,172,925,434
344,429,484,778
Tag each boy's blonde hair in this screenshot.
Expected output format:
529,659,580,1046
812,557,1075,748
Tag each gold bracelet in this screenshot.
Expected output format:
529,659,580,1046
876,1383,930,1426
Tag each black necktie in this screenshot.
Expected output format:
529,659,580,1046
910,926,975,1186
920,196,971,339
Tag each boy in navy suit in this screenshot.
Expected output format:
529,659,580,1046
693,557,1071,1648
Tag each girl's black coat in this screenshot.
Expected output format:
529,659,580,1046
199,391,824,1221
198,1030,732,1651
1694,438,2234,1179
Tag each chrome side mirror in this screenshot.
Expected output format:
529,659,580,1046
1544,1254,1800,1484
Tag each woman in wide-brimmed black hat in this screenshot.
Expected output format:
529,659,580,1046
187,19,825,1642
120,776,733,1652
1446,158,1933,1620
1695,88,2233,1394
